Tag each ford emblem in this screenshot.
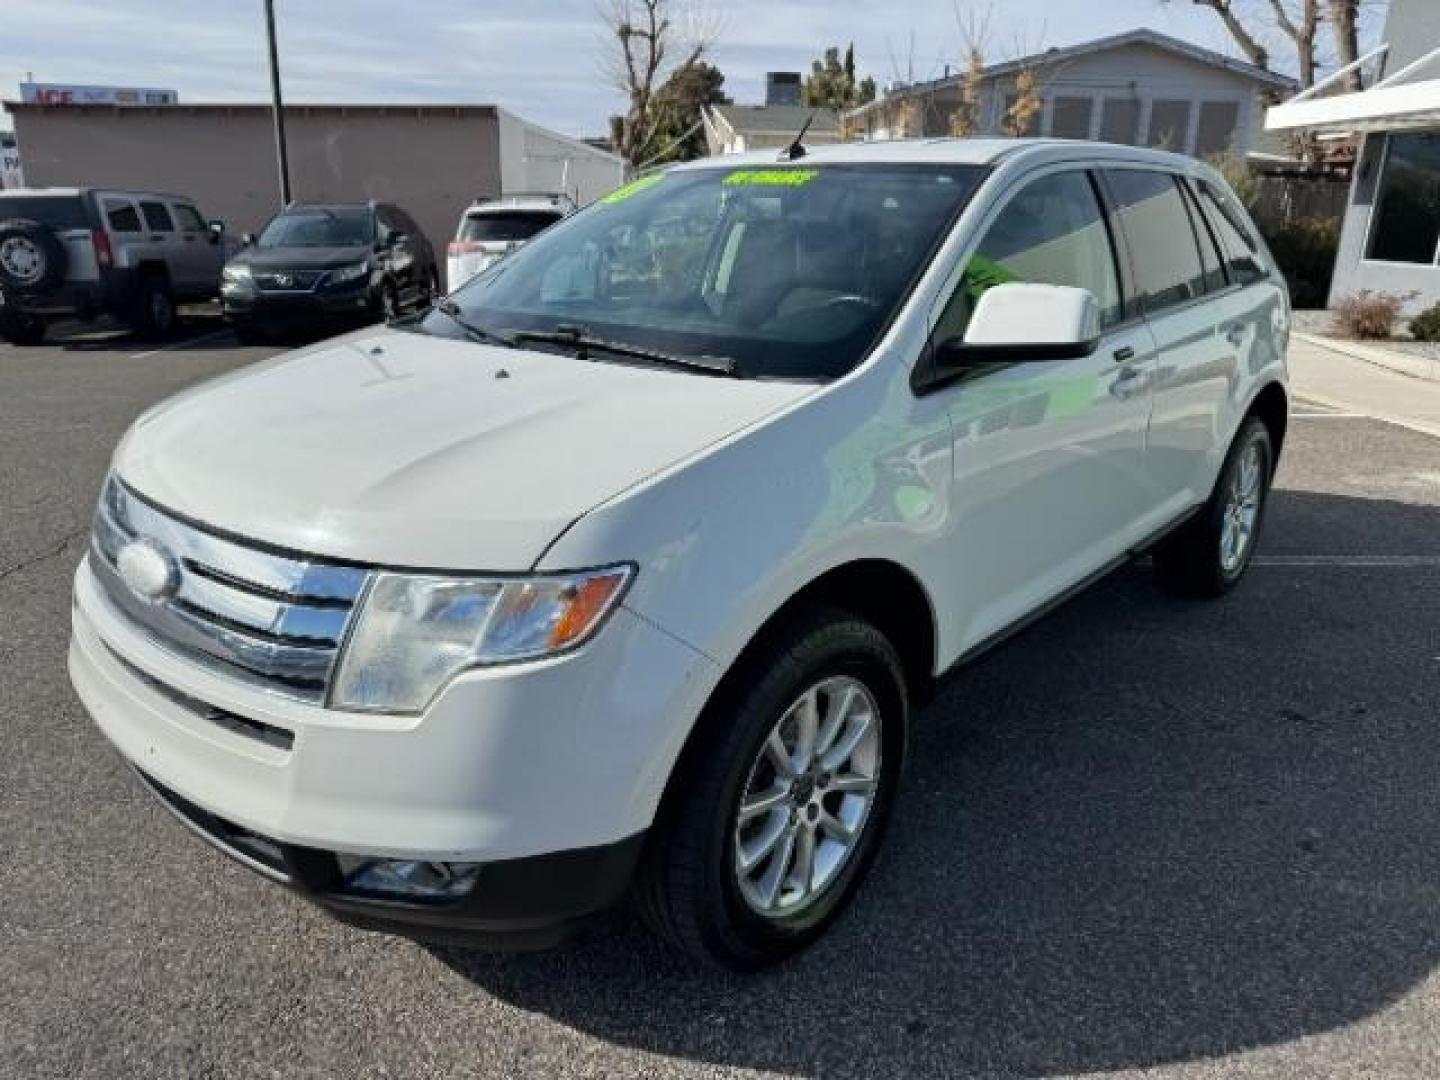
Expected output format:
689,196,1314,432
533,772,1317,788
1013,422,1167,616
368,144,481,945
116,538,179,603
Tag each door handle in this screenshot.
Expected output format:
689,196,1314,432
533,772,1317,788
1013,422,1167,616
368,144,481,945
1113,345,1136,363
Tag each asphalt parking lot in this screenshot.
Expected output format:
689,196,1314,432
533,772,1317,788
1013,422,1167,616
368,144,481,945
3,319,1439,1080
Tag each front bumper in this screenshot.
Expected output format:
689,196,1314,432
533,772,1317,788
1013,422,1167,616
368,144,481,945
222,283,372,324
69,555,718,941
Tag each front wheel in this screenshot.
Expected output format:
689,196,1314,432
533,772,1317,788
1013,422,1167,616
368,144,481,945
0,308,46,345
1153,417,1274,597
636,608,908,970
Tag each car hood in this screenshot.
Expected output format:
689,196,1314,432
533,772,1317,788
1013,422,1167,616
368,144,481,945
114,329,814,569
231,245,371,271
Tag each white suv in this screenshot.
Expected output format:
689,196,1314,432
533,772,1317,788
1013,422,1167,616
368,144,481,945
445,192,572,290
69,140,1289,969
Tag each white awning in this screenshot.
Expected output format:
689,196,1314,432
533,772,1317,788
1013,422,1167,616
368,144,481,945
1267,77,1440,134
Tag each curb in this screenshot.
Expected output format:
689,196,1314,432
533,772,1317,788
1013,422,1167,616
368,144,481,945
1291,331,1440,384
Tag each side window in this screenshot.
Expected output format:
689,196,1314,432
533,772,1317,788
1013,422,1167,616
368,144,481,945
1178,181,1227,293
105,201,142,233
140,200,174,233
173,204,207,232
935,170,1123,343
1103,170,1207,315
375,211,395,245
1196,182,1267,286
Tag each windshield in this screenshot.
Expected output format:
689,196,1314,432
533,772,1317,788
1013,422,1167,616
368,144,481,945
0,196,88,230
428,164,985,380
257,207,372,248
461,211,563,243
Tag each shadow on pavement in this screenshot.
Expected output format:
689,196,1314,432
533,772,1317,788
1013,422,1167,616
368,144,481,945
433,489,1440,1078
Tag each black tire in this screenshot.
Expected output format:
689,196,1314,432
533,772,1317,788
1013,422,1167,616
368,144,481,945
1153,417,1274,598
232,322,270,346
0,307,46,345
130,274,176,342
0,218,68,293
636,606,908,970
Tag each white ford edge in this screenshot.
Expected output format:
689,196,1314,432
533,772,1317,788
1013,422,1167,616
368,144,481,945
69,140,1289,969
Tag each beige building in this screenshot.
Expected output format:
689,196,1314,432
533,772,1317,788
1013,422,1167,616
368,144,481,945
3,101,623,280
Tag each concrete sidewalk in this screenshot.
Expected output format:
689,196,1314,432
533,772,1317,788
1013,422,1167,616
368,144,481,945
1286,335,1440,439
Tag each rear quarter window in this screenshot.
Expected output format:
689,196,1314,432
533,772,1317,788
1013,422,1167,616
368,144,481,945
0,196,89,230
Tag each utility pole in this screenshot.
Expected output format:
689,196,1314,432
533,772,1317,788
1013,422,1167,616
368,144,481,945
263,0,292,205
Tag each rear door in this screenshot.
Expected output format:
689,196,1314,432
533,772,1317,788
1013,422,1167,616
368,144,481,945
138,198,180,282
100,196,146,272
929,166,1159,645
1099,167,1231,523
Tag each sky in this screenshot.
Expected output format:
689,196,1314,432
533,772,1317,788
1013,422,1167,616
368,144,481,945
0,0,1389,137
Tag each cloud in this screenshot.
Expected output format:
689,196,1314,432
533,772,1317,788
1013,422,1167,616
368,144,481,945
1,0,1293,135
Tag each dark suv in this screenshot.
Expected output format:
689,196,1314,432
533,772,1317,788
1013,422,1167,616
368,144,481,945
0,187,225,345
221,202,439,341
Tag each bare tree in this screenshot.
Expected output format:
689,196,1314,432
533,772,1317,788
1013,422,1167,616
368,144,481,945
601,0,718,166
1004,69,1044,137
1327,0,1362,90
1187,0,1272,70
1268,0,1323,88
949,4,992,138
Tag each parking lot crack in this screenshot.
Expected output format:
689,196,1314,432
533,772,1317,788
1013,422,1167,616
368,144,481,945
0,524,87,584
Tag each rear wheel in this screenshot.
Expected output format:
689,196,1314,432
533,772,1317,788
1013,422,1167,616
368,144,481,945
1153,417,1274,597
636,607,908,970
130,275,176,341
0,308,46,345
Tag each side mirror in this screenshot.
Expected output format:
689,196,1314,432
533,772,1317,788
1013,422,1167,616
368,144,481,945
915,283,1101,393
207,220,225,244
240,232,255,247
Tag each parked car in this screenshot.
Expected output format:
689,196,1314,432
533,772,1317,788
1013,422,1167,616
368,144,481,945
70,140,1289,970
446,192,573,290
221,201,439,341
0,187,225,344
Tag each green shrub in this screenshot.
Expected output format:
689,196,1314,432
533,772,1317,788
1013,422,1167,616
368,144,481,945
1410,302,1440,342
1331,290,1413,339
1262,216,1340,310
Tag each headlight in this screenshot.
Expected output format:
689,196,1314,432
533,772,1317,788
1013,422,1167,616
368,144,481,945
329,565,634,713
326,261,370,286
221,264,252,285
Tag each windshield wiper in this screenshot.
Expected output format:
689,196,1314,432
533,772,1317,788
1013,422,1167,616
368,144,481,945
432,299,518,349
509,325,738,378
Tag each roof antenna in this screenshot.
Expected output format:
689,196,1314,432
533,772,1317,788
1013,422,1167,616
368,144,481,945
779,112,816,161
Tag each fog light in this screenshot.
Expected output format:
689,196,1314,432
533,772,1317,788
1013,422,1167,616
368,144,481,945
339,857,482,901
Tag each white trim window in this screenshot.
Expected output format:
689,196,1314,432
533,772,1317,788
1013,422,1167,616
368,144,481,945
1365,130,1440,266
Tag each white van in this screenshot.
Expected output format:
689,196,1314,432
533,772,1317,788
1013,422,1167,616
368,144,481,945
70,140,1289,969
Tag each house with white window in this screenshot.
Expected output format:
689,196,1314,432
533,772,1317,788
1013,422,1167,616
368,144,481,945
844,29,1295,158
1267,0,1440,313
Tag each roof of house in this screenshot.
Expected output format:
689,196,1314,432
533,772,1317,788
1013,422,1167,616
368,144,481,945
847,27,1298,121
709,104,840,135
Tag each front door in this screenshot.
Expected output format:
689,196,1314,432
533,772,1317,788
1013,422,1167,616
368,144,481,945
930,168,1157,648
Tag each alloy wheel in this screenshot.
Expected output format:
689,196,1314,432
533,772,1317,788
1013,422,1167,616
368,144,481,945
732,675,882,918
1220,439,1264,574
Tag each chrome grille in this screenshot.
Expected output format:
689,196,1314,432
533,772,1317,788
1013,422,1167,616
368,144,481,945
90,476,370,702
254,270,324,291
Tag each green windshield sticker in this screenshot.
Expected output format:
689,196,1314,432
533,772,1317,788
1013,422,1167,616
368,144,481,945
600,174,665,205
723,169,818,187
